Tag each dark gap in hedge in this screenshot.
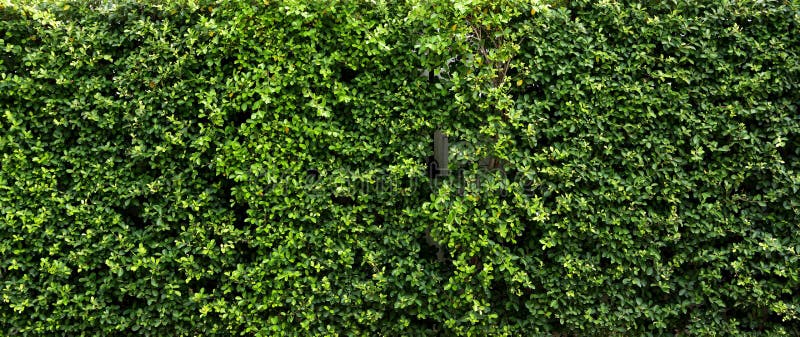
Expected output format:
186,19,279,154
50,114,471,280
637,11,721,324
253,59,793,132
228,110,252,129
517,82,545,102
56,164,73,193
339,65,358,84
118,293,146,314
352,246,365,270
538,129,564,152
220,56,235,68
235,242,259,267
131,159,151,178
537,251,556,270
659,245,675,264
719,267,735,284
416,234,442,263
187,277,221,296
511,217,538,253
491,279,513,305
722,306,780,332
736,172,763,196
777,132,797,164
565,7,579,22
407,315,439,334
56,125,80,149
598,255,612,270
331,193,355,206
545,318,570,336
113,196,148,229
120,36,144,50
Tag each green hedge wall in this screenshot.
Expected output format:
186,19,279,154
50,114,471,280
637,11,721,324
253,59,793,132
1,0,799,335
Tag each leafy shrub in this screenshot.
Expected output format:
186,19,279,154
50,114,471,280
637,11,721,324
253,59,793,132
1,0,798,335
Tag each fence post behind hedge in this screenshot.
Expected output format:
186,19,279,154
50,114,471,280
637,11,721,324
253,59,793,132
434,130,448,176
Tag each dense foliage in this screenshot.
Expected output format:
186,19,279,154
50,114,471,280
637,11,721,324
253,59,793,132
1,0,799,335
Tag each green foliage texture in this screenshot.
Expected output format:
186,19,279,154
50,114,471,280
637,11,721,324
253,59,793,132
1,0,799,335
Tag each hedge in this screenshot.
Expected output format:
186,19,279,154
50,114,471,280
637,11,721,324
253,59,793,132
1,0,798,335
